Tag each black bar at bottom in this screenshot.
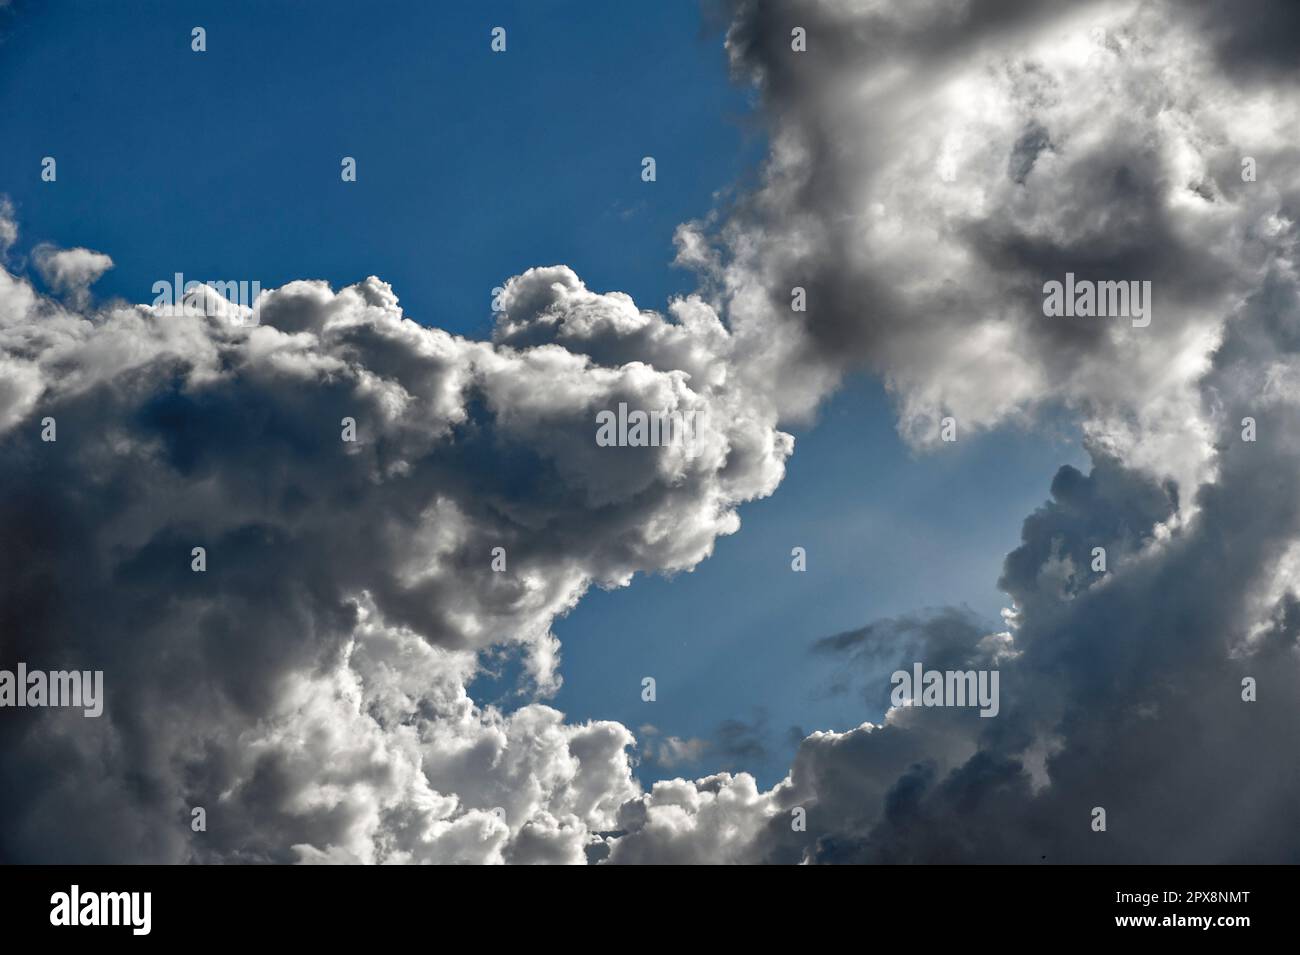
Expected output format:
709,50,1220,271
0,863,1286,941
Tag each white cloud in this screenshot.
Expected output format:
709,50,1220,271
0,251,791,863
32,243,114,307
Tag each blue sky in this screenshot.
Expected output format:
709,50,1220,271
1,0,1085,788
552,378,1086,785
0,0,760,330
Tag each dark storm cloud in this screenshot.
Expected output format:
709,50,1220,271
1191,0,1300,80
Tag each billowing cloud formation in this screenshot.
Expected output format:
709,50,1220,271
5,0,1300,865
600,0,1300,864
0,237,791,862
681,0,1300,495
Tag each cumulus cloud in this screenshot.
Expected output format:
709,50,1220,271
0,247,791,862
673,0,1300,499
5,0,1300,866
597,0,1300,864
